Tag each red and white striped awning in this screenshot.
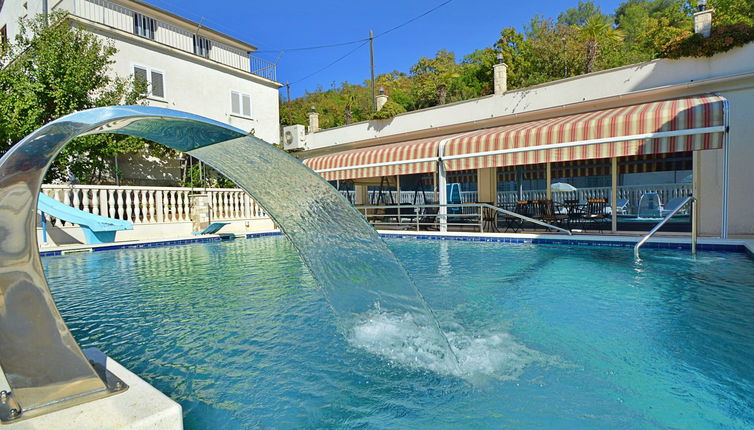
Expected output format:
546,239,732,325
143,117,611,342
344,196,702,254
442,95,726,172
303,135,443,181
304,95,726,180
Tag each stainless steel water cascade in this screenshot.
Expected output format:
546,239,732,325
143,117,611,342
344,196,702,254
0,106,456,423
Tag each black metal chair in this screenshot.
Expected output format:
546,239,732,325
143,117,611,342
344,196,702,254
581,198,608,232
503,200,530,233
563,199,584,229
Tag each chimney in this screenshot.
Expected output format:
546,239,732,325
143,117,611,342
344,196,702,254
308,105,319,133
693,0,713,38
376,86,388,111
493,53,508,95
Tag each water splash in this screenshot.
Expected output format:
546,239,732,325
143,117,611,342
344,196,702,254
347,307,561,383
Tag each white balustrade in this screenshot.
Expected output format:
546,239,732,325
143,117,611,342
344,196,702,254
39,185,270,227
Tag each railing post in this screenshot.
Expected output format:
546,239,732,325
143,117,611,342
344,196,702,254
691,197,698,255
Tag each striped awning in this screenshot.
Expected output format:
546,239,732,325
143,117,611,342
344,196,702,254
442,95,726,172
304,95,726,180
304,135,442,181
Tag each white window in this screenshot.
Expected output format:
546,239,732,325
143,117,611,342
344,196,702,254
230,91,252,118
134,12,157,39
133,65,165,99
193,34,212,58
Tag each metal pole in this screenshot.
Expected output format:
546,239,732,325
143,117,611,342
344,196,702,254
691,197,698,254
43,0,48,26
369,30,376,111
114,155,120,186
610,157,618,233
41,211,48,245
285,81,292,125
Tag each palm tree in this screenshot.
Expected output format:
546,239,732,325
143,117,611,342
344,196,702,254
572,15,625,73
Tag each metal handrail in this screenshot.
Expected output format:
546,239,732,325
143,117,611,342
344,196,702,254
356,203,572,235
634,195,695,259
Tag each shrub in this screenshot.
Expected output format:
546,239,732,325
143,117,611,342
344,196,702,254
662,23,754,58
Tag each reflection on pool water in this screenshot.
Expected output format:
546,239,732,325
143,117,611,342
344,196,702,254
43,237,754,429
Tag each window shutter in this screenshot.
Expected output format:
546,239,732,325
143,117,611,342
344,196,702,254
231,92,240,115
242,94,251,117
134,66,148,85
151,71,164,98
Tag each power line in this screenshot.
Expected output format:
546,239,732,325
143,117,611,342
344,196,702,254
286,0,455,85
374,0,453,38
289,40,369,85
255,39,368,54
258,0,454,54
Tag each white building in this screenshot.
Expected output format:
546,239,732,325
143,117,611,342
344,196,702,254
0,0,283,184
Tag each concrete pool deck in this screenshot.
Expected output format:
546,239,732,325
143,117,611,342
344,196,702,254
2,350,182,430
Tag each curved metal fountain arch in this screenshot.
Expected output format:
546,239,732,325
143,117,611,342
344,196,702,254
0,106,452,422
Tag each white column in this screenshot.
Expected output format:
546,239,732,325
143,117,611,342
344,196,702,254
438,139,450,232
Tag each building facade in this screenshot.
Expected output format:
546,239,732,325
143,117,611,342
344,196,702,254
295,43,754,238
0,0,282,184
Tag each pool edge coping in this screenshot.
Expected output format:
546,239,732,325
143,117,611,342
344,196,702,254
38,229,754,258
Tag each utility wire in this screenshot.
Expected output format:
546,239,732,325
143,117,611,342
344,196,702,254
286,0,454,84
255,39,368,54
259,0,454,53
374,0,453,38
289,40,369,85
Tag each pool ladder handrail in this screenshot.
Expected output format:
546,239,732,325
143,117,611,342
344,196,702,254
634,195,696,259
356,203,572,236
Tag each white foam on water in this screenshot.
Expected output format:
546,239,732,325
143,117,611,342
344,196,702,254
347,309,561,383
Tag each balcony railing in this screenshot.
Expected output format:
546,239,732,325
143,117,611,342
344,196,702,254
71,0,275,80
41,184,268,227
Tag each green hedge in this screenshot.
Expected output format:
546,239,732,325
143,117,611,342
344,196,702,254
662,24,754,58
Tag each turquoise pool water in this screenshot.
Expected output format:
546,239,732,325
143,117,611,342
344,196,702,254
43,237,754,429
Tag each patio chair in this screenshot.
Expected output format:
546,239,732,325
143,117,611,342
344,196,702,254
503,200,530,233
419,207,440,230
581,198,608,232
616,198,629,215
534,199,568,230
562,199,584,229
661,197,688,217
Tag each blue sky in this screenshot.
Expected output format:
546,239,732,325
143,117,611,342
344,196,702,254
145,0,624,99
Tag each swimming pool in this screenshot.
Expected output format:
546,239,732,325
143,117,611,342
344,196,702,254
43,236,754,429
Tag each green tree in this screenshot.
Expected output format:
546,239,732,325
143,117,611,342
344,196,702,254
494,27,533,89
523,17,585,84
558,0,608,26
572,15,626,73
409,50,462,108
615,0,691,60
709,0,754,26
0,12,149,182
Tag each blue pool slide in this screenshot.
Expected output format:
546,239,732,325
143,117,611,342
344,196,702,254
38,193,133,244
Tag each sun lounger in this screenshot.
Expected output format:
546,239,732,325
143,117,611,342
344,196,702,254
192,222,229,235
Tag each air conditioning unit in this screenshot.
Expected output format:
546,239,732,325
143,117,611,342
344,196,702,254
282,124,307,151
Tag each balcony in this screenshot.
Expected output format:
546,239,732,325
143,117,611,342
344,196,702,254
70,0,276,81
